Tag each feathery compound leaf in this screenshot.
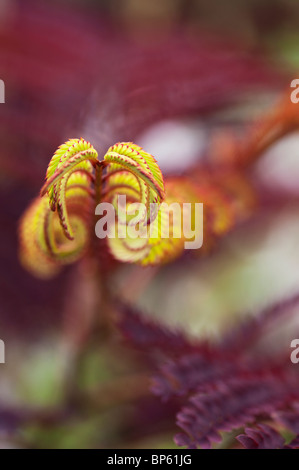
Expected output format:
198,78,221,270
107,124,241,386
105,174,204,265
19,193,91,279
236,424,285,449
19,139,170,277
41,138,98,239
236,423,299,449
103,142,165,226
106,190,186,265
19,135,256,275
116,302,207,357
102,142,196,265
19,138,97,278
104,142,165,202
174,371,297,449
19,197,61,279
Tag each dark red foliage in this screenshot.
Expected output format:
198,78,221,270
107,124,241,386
174,371,298,449
237,424,299,449
237,424,286,449
117,298,299,449
2,0,298,450
116,302,210,358
218,293,299,355
151,353,235,401
0,0,283,335
273,406,299,434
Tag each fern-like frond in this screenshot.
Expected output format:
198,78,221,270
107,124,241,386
19,139,170,277
19,192,90,278
103,142,165,224
19,138,97,278
19,136,257,276
41,138,98,239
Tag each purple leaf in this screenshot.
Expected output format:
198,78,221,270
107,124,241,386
237,424,285,449
175,370,298,448
117,303,210,357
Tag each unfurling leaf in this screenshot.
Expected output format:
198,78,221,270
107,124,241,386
19,179,92,279
18,135,257,277
236,424,285,449
19,139,170,277
40,138,98,240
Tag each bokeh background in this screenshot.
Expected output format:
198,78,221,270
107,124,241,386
1,0,299,448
